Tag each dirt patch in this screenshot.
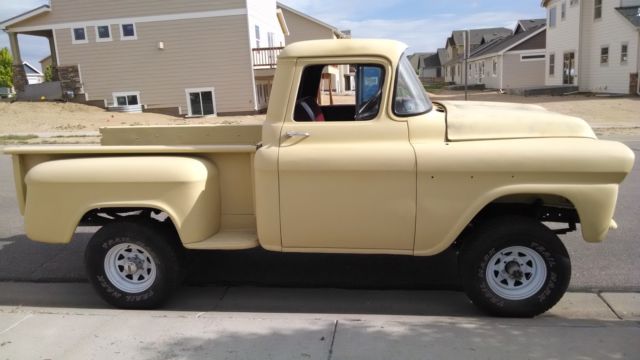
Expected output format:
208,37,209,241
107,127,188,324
0,101,265,134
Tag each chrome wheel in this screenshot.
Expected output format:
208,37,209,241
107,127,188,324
486,246,547,301
104,243,157,293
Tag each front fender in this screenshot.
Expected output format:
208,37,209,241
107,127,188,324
24,156,220,244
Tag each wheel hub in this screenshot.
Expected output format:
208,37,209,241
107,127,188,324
104,243,157,293
485,246,548,301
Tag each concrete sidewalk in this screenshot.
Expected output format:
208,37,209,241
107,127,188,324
0,283,638,360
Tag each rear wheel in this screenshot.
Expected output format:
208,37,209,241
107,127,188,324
85,221,182,309
459,216,571,317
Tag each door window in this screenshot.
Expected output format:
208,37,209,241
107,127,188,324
186,89,216,116
294,63,384,122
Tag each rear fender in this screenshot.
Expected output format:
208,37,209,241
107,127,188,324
24,156,220,244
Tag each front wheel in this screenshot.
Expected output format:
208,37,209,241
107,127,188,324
85,221,182,309
459,216,571,317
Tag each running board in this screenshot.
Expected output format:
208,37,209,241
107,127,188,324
183,230,259,250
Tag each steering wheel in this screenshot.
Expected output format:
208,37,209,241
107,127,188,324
355,89,382,120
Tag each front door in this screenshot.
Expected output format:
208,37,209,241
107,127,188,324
277,59,416,252
563,52,576,85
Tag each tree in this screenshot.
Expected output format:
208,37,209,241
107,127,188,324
44,65,53,82
0,47,13,88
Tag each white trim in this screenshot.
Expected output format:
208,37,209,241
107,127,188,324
0,5,50,29
246,14,258,111
95,24,112,42
52,28,61,65
119,23,137,41
520,53,546,62
8,8,248,33
185,88,217,117
112,91,141,106
71,26,88,44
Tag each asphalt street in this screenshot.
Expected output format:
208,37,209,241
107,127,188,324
0,136,638,293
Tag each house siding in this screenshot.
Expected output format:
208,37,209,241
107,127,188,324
10,0,246,28
54,15,256,113
280,7,335,44
503,52,546,89
545,0,582,86
544,0,639,94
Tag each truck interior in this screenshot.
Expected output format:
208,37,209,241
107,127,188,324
294,64,385,122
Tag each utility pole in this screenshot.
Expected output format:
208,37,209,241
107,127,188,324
464,30,469,101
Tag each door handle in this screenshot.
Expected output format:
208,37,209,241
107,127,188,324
286,130,311,138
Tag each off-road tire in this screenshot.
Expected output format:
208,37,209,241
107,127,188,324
459,216,571,317
85,221,182,309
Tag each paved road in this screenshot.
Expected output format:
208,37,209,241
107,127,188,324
0,136,638,291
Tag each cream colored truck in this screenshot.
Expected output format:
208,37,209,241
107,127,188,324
4,40,635,317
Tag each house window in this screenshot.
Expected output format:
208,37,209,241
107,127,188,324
621,43,628,64
255,25,260,48
186,88,216,116
267,32,274,48
549,53,555,76
71,27,88,44
120,23,137,40
570,0,579,6
521,54,546,61
112,92,140,106
549,7,557,28
594,0,602,20
561,2,567,20
95,25,112,42
600,46,609,65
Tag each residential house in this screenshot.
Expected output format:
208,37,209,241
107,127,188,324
408,50,445,82
1,0,290,116
443,27,513,84
39,55,52,72
467,19,547,90
542,0,640,94
23,62,44,84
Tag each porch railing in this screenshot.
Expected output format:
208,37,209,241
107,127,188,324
253,47,284,68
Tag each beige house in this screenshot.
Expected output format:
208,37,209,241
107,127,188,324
542,0,640,94
467,19,547,90
1,0,313,115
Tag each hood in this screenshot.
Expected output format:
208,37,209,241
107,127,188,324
439,101,596,141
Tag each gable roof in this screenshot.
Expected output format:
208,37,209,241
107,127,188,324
0,5,50,30
408,52,435,70
23,62,43,76
516,18,546,33
616,6,640,28
276,2,347,38
449,27,513,47
470,23,546,60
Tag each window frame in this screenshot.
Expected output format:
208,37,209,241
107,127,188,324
594,0,602,20
112,91,141,106
255,25,260,48
71,26,88,44
549,53,556,76
600,46,609,66
621,43,629,65
520,53,546,62
549,6,557,28
120,23,137,41
185,87,217,117
95,24,112,42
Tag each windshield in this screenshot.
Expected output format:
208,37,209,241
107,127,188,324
394,54,432,116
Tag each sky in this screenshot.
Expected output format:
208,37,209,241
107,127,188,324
0,0,546,71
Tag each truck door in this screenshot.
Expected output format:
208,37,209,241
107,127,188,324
278,59,417,252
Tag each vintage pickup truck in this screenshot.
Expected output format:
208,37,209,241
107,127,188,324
4,39,635,317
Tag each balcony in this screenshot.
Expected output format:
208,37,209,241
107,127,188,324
252,47,284,69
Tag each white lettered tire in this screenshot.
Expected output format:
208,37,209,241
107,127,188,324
459,216,571,317
85,221,181,309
